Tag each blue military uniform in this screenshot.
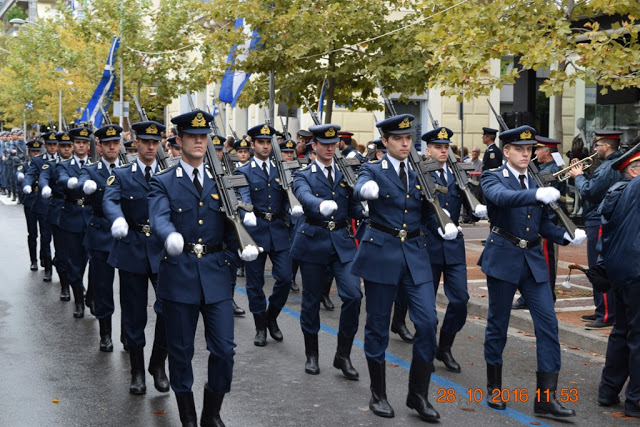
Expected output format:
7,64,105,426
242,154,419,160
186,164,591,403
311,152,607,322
339,131,365,162
352,114,440,421
237,123,292,347
291,123,364,380
149,110,236,425
597,144,640,418
482,127,502,171
479,126,576,417
280,139,303,293
16,141,41,270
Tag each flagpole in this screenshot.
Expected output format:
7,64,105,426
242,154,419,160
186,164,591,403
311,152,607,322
268,71,275,124
119,60,124,127
59,90,62,130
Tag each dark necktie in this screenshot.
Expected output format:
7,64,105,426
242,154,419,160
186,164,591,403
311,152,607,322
439,168,447,186
399,162,408,192
326,166,334,187
193,169,203,196
79,160,85,167
110,163,115,175
145,165,151,183
262,162,269,179
519,174,527,190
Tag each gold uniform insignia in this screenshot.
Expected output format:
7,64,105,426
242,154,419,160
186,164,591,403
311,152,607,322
17,166,23,170
48,134,56,141
398,117,411,129
106,127,116,136
324,127,336,137
42,164,49,170
211,194,219,200
212,136,221,145
61,133,71,141
286,141,294,148
240,140,248,147
520,130,532,140
437,128,448,140
33,142,40,148
79,129,89,137
260,125,271,135
146,124,158,135
107,175,116,186
191,112,206,127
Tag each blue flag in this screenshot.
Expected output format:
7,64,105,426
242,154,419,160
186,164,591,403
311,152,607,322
218,18,261,107
79,37,120,127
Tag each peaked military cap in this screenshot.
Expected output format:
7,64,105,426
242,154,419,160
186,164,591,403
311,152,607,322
69,127,92,141
95,124,123,142
535,135,561,149
422,127,454,144
594,129,622,142
338,131,354,141
132,121,165,141
27,139,43,150
124,140,137,150
167,136,179,148
499,125,536,146
376,114,415,135
211,134,225,149
482,127,498,136
373,138,386,152
233,138,251,150
247,124,276,140
612,142,640,171
171,110,213,135
305,141,316,154
56,131,73,145
309,124,341,144
42,131,58,143
297,129,313,140
280,139,296,152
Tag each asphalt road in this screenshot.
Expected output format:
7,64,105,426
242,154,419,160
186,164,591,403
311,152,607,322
0,199,631,426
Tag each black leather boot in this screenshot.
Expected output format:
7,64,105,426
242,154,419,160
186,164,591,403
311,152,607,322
266,305,283,341
72,286,84,318
121,319,128,352
290,279,300,292
175,391,197,427
85,283,95,316
60,278,70,301
486,364,506,410
129,348,146,395
253,312,267,346
231,287,245,316
201,384,225,427
148,319,170,392
333,333,359,380
533,372,576,417
321,278,334,310
406,360,440,421
366,358,394,418
303,332,320,375
99,316,114,352
390,302,414,343
43,258,53,282
435,331,461,372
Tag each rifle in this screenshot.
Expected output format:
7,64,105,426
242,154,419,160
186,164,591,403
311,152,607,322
131,94,168,170
376,83,455,231
46,113,56,132
425,106,482,213
185,91,260,253
99,103,129,165
279,115,291,140
487,100,578,239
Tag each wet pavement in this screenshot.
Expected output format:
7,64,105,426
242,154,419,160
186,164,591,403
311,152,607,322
0,196,635,426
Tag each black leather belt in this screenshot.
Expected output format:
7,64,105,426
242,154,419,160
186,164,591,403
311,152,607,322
64,195,85,206
491,226,541,249
128,221,152,236
369,221,422,242
184,243,223,258
304,218,349,231
255,211,284,222
51,193,65,200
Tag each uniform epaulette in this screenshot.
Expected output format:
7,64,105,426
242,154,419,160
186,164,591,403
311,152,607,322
60,158,72,164
369,159,383,164
299,163,308,170
156,163,177,175
117,162,133,169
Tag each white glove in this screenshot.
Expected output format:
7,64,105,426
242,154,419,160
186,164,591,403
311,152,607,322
67,176,78,189
535,187,560,204
319,200,338,216
17,172,24,182
290,205,304,217
243,211,257,227
438,223,459,240
22,185,32,194
474,204,487,218
362,201,369,217
360,180,379,200
41,185,51,198
165,232,184,256
239,245,260,262
83,179,97,195
564,229,586,245
111,216,129,239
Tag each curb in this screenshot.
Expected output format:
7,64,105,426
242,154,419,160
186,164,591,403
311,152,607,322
436,291,609,355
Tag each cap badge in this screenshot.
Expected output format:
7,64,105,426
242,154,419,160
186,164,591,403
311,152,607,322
61,133,71,141
106,127,117,136
437,128,448,140
191,112,206,127
325,127,336,137
286,141,294,148
79,129,89,136
212,136,220,145
146,124,158,135
240,141,248,147
33,141,40,148
260,125,271,135
398,117,411,129
48,134,57,140
520,130,532,140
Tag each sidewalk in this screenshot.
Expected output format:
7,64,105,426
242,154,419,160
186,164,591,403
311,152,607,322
443,221,610,355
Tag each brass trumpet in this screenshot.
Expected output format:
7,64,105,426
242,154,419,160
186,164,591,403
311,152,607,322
553,153,597,182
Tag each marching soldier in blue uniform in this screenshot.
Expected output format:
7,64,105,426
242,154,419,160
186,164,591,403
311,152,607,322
352,114,457,421
481,127,502,171
338,131,365,162
513,136,566,309
479,125,585,418
103,122,170,395
291,123,364,380
149,110,259,426
22,133,57,282
40,131,74,300
77,124,122,352
16,139,45,271
0,132,6,194
423,127,487,373
597,143,640,418
568,130,623,329
237,124,296,346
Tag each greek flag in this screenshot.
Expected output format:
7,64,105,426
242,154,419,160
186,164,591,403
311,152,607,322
79,37,120,128
218,18,261,107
